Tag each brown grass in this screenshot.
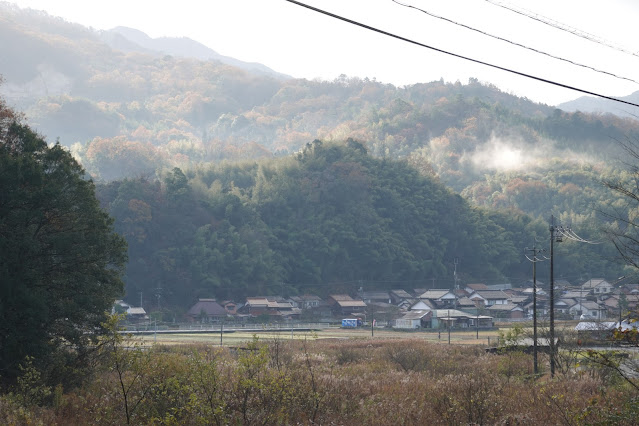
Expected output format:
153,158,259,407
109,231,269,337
1,337,637,425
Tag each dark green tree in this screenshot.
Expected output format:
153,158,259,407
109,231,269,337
0,98,127,386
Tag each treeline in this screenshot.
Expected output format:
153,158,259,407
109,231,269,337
96,140,624,308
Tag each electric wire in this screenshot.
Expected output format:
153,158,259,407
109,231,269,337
284,0,639,109
484,0,639,59
392,0,639,85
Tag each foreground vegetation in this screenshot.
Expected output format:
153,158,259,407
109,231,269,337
2,323,637,425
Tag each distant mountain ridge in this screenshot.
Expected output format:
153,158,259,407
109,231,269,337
100,26,292,80
558,91,639,119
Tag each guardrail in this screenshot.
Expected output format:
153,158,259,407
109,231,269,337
122,322,333,334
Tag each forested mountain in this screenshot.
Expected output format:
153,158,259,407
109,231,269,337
99,26,290,80
2,2,638,308
96,140,625,307
558,91,639,119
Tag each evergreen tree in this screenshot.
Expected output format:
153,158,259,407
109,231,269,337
0,97,127,385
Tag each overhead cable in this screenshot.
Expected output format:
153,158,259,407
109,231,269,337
284,0,639,108
485,0,639,60
392,0,639,85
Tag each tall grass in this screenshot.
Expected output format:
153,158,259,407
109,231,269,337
1,337,637,425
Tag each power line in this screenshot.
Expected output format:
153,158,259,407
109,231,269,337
284,0,639,108
485,0,639,60
391,0,639,85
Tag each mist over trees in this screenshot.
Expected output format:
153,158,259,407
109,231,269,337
1,3,637,308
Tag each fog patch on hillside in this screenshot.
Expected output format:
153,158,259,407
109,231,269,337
464,135,597,173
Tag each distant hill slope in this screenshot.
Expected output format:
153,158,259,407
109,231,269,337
3,1,639,224
101,26,292,80
558,91,639,119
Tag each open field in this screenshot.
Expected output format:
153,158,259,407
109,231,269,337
136,326,503,347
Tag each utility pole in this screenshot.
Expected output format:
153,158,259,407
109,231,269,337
526,243,546,377
549,216,599,378
447,309,451,345
453,258,459,291
371,304,374,338
549,216,558,378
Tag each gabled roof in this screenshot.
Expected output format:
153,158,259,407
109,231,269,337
575,301,606,311
433,309,486,319
561,290,590,299
390,289,414,299
557,298,577,307
522,288,547,295
457,297,476,307
486,283,512,291
419,289,456,300
400,310,432,320
329,294,354,301
487,303,523,312
509,296,529,304
187,299,226,317
336,300,367,308
361,291,390,300
127,307,147,316
245,297,294,309
575,321,617,331
411,299,435,310
554,279,572,288
466,283,489,291
582,279,611,289
470,290,510,300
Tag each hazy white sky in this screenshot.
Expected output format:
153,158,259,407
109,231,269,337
8,0,639,105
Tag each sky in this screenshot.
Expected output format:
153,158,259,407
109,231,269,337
7,0,639,106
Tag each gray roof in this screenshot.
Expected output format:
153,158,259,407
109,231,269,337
419,289,455,299
433,309,487,319
337,300,367,307
400,310,432,320
575,301,605,311
582,279,611,289
390,289,413,299
187,299,226,317
562,290,590,299
575,321,617,331
471,290,510,300
487,303,522,311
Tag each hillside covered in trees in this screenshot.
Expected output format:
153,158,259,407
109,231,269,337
96,140,625,307
2,3,639,307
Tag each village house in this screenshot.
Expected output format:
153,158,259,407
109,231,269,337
431,309,493,329
410,299,436,311
240,297,301,319
219,300,238,315
487,303,524,319
389,289,415,305
556,298,577,316
113,300,148,322
419,289,457,308
569,300,607,320
327,294,367,316
582,278,613,296
393,310,432,329
359,291,392,304
288,295,322,310
468,290,510,307
186,298,227,322
464,283,489,294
